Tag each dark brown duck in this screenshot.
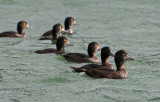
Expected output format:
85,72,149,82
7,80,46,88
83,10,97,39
63,42,100,63
64,17,79,34
39,23,65,40
85,50,135,79
39,17,78,40
35,36,70,54
0,21,30,38
70,46,114,72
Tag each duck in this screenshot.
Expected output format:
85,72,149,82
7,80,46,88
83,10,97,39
39,17,78,40
35,36,70,54
0,21,30,38
39,23,66,41
84,50,135,79
63,17,79,34
70,46,114,72
63,42,100,63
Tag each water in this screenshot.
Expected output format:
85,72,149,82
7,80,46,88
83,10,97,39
0,0,160,102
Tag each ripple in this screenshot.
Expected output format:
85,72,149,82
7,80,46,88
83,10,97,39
40,77,71,83
149,97,160,101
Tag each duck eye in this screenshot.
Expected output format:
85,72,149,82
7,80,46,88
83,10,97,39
59,26,61,29
71,19,74,22
24,22,26,26
122,54,124,56
95,44,97,47
64,39,67,42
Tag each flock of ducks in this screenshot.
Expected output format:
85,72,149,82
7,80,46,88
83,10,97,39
0,17,135,79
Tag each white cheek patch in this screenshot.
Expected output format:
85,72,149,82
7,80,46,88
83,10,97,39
61,28,65,31
73,21,79,25
66,40,70,45
69,29,73,33
26,24,32,28
26,24,29,27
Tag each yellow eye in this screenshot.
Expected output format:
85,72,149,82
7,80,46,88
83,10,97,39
64,39,67,42
95,44,97,47
122,54,124,56
71,19,74,22
59,26,61,29
24,22,26,26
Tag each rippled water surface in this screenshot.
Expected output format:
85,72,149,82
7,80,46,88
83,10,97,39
0,0,160,102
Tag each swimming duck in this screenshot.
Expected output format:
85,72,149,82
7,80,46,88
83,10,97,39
35,36,70,54
63,42,100,63
85,50,135,79
39,17,78,40
63,17,79,34
0,21,30,38
70,46,114,72
39,23,67,40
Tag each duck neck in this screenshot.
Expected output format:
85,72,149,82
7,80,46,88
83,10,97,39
17,27,24,34
88,52,96,58
116,61,125,71
102,58,110,67
56,44,65,52
65,23,71,30
57,46,64,52
52,31,60,40
52,34,59,40
88,46,96,58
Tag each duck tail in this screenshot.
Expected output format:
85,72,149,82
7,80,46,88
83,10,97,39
70,66,85,72
70,66,77,70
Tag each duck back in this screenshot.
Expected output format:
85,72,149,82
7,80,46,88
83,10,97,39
39,30,52,40
70,64,102,72
85,68,128,79
63,53,89,63
0,31,17,37
35,48,57,54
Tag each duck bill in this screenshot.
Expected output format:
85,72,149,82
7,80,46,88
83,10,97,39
60,28,64,35
73,21,79,25
126,55,135,61
26,24,32,29
66,40,74,46
97,46,101,51
109,52,115,57
61,28,65,32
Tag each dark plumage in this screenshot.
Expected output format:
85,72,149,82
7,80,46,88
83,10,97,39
38,30,52,40
39,16,79,40
0,21,30,38
35,36,70,54
63,42,100,63
63,17,79,34
39,23,64,40
70,46,114,72
85,50,135,79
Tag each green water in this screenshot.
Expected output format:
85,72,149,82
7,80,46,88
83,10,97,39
0,0,160,102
